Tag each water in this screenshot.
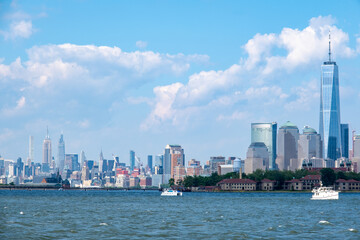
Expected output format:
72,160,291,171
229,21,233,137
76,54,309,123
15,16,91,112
1,190,359,239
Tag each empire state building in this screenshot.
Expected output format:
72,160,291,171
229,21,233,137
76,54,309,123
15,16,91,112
319,33,341,160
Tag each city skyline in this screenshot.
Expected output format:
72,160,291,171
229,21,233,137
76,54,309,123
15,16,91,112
0,1,360,163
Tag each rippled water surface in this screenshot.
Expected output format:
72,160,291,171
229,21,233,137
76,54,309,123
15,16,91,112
1,190,359,239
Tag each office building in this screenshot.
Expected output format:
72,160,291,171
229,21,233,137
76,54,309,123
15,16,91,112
251,122,277,169
80,150,86,168
57,134,65,172
164,144,184,184
209,156,225,173
298,126,322,164
340,124,349,158
276,121,299,171
130,150,135,171
42,128,52,172
319,34,342,160
65,154,79,171
147,155,153,173
29,136,34,163
99,150,106,173
245,142,269,174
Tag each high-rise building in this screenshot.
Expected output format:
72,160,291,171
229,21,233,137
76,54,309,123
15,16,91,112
99,150,106,173
298,126,322,164
209,156,225,173
65,154,79,171
340,124,349,158
276,121,299,171
245,142,269,174
164,145,184,184
251,122,277,169
29,136,34,163
130,150,135,171
57,134,65,172
319,33,342,160
147,155,153,173
42,128,52,172
354,135,360,158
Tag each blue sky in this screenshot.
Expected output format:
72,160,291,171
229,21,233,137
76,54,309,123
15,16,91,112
0,0,360,165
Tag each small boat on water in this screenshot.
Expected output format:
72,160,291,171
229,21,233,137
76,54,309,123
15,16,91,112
311,186,339,200
161,188,182,196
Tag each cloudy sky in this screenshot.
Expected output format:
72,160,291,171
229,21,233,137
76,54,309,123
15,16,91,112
0,0,360,164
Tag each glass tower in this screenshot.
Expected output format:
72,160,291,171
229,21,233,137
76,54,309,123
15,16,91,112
251,122,277,169
340,124,349,158
57,134,65,172
319,33,341,160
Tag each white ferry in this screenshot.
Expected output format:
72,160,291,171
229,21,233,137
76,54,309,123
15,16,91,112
311,186,339,200
161,189,182,196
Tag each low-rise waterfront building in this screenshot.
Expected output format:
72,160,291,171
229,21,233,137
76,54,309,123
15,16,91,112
336,179,360,191
259,179,276,191
217,179,256,191
283,179,303,190
300,175,321,190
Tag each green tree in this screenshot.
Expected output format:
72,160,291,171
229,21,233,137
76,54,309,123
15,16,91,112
320,168,336,186
183,176,194,188
169,178,175,186
336,171,347,180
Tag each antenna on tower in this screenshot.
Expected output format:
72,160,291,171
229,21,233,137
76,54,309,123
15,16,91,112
46,126,49,139
328,30,331,62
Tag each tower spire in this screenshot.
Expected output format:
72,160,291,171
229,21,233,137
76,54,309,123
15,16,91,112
46,126,49,139
328,30,331,62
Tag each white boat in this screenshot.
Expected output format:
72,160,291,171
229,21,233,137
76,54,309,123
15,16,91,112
161,189,182,196
311,186,339,200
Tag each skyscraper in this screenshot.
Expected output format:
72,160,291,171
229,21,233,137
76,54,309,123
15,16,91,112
340,124,349,158
164,145,184,184
298,126,322,162
29,136,34,164
147,155,153,173
130,150,135,171
80,150,86,167
251,123,277,169
99,150,106,173
245,142,269,174
276,121,299,171
42,128,52,172
57,134,65,172
319,33,342,160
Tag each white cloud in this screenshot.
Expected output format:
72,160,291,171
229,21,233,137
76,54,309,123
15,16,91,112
245,15,355,76
217,111,249,121
1,20,33,40
136,40,148,49
142,15,358,129
1,9,34,40
284,80,319,111
2,96,26,116
0,44,209,92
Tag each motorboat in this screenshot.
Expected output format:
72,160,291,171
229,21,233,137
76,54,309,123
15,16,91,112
311,186,339,200
161,188,182,196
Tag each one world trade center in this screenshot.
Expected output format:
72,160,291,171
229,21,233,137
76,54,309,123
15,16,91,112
319,32,341,160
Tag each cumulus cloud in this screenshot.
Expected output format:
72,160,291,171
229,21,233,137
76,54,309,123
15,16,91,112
2,96,26,116
136,40,148,49
0,44,209,91
1,10,35,40
141,15,358,129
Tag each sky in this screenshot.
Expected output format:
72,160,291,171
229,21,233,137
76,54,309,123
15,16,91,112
0,0,360,165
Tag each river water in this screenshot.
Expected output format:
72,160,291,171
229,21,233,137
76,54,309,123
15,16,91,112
1,190,359,239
